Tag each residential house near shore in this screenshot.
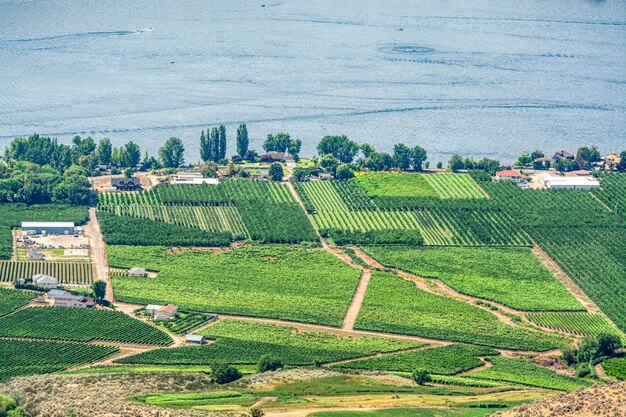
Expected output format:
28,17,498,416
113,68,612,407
46,290,95,309
495,170,526,183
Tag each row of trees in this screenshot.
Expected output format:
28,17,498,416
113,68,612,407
516,146,626,173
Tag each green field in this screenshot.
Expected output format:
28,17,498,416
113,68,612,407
355,172,439,198
0,307,172,345
0,339,117,381
354,272,566,350
117,319,422,365
0,287,37,317
526,312,621,337
602,358,626,380
310,408,503,417
422,174,486,199
361,246,581,311
99,180,318,245
110,245,361,326
337,344,498,374
465,357,591,391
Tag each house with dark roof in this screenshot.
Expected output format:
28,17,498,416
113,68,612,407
111,177,141,191
552,150,575,162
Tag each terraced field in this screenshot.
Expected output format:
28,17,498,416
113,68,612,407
0,339,117,381
354,272,565,350
117,319,423,365
362,246,581,311
109,245,361,326
0,307,172,345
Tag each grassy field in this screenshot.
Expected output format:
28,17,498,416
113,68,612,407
110,245,361,326
117,319,423,365
422,173,486,199
0,339,117,381
361,246,582,311
336,344,498,374
355,172,439,197
354,272,566,350
0,306,172,345
310,408,503,417
465,357,591,391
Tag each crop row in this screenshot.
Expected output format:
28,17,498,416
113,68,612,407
109,245,361,327
0,287,37,317
593,173,626,217
414,207,531,246
0,306,172,345
526,312,620,337
422,174,486,199
0,339,117,381
116,319,421,365
354,272,566,351
99,204,248,239
466,357,590,391
337,344,498,374
0,260,94,285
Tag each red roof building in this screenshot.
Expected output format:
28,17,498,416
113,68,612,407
495,170,526,183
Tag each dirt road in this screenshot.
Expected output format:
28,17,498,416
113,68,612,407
342,269,371,331
85,208,113,301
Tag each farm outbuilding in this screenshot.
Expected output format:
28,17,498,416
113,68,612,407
539,174,600,191
111,177,141,191
185,334,206,345
31,274,58,289
22,222,75,235
27,249,44,260
154,304,178,321
128,267,147,277
145,304,164,315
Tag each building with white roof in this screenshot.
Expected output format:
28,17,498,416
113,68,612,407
31,274,59,289
539,174,600,191
22,222,75,235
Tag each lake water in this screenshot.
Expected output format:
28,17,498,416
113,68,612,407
0,0,624,164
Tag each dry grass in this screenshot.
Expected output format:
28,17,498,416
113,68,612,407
495,381,626,417
0,372,231,417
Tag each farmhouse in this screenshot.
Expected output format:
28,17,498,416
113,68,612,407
46,289,95,308
495,170,526,183
27,248,44,260
31,274,59,289
154,304,178,321
319,173,333,180
128,267,147,277
604,153,622,170
261,152,294,162
22,222,75,235
552,150,575,162
538,173,600,190
185,334,206,345
111,177,141,191
145,304,164,315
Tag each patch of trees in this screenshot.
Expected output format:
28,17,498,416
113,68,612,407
211,363,242,384
448,154,500,175
0,161,90,205
200,125,227,163
159,137,185,168
562,333,622,378
263,133,301,160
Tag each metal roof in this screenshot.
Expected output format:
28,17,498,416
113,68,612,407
22,222,75,228
185,334,205,342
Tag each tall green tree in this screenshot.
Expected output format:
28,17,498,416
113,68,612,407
91,280,107,301
210,127,220,162
287,138,302,160
218,125,227,160
617,150,626,172
122,142,141,168
268,163,283,181
236,124,249,158
159,137,185,168
411,146,427,171
393,143,412,170
96,138,112,165
200,130,210,162
448,154,464,172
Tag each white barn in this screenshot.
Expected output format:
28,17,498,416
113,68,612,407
539,174,600,191
32,274,59,289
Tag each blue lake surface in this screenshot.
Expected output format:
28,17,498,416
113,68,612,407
0,0,624,163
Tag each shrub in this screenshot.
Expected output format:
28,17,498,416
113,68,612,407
412,369,431,385
211,363,242,384
258,355,284,372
